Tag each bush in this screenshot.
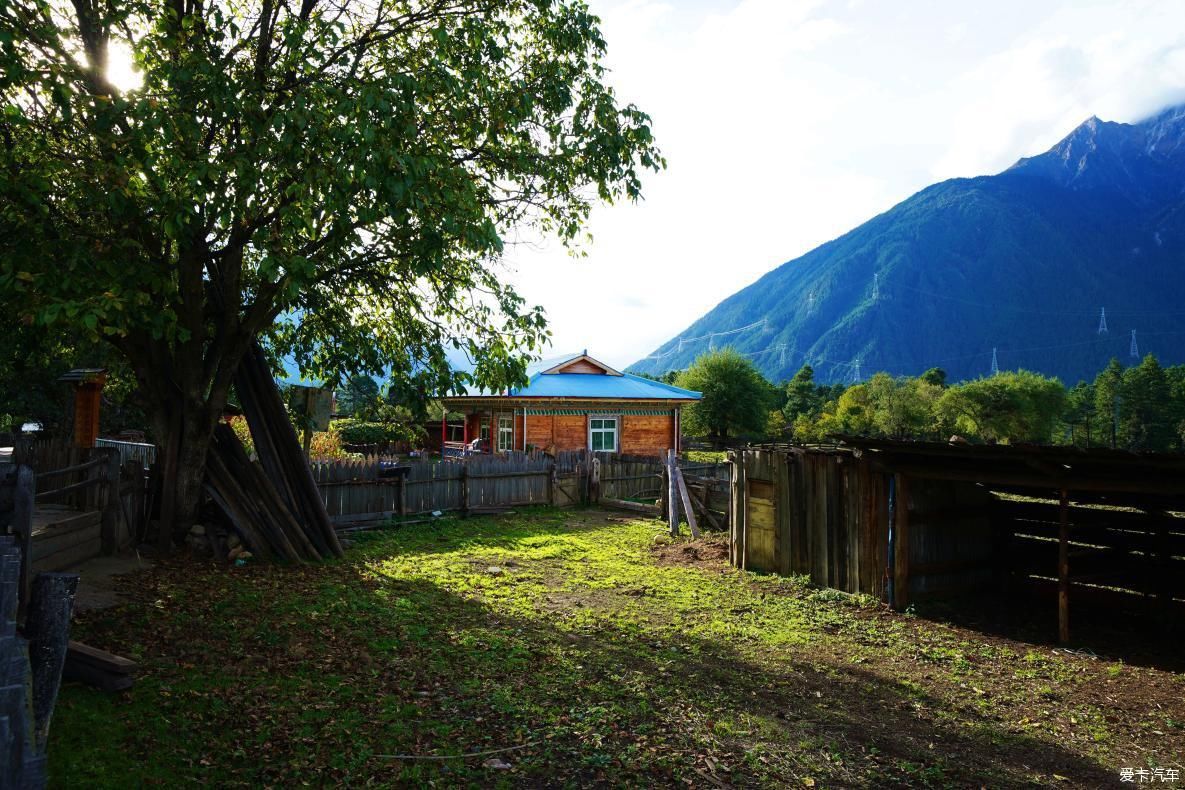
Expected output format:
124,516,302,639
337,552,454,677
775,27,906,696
332,418,425,448
226,414,351,459
309,428,349,459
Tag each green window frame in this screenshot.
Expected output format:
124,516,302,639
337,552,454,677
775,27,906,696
589,416,618,453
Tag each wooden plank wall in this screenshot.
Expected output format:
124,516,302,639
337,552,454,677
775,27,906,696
620,415,674,457
731,448,888,600
553,416,586,450
907,478,994,600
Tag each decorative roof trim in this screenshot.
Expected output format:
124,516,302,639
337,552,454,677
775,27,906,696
540,353,623,376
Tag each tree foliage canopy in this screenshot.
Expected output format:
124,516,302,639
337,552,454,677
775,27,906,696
675,349,770,442
1,0,661,405
0,0,661,531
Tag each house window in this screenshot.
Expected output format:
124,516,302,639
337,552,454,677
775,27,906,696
589,416,618,452
497,416,514,452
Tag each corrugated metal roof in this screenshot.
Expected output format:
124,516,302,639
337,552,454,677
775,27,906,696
506,372,700,400
442,351,701,401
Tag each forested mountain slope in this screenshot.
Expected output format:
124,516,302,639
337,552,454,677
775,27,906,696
630,105,1185,384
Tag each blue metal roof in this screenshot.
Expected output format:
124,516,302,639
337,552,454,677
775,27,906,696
505,371,701,400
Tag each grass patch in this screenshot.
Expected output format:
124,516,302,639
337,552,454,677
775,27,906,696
49,509,1183,787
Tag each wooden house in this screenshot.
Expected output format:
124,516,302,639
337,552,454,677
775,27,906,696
439,352,700,458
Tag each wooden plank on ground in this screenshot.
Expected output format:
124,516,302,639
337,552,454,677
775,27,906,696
63,640,136,692
602,498,660,517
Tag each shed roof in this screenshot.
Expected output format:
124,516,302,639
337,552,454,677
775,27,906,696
829,436,1185,499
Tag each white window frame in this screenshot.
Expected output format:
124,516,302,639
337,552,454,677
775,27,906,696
497,415,514,452
588,414,619,453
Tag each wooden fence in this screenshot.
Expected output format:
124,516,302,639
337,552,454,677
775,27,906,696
310,451,730,527
310,452,556,524
11,438,143,558
95,438,157,469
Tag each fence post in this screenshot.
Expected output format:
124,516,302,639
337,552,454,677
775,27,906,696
397,474,406,518
122,460,146,548
590,456,601,505
667,448,679,537
100,452,121,554
460,463,469,518
659,464,668,521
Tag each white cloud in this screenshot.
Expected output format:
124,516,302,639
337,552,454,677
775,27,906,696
504,0,1185,369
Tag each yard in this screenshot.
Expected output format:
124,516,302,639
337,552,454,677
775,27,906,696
50,509,1183,787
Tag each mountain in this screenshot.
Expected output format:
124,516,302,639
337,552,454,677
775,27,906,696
629,104,1185,385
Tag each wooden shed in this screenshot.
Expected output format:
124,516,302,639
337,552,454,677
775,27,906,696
730,440,1185,642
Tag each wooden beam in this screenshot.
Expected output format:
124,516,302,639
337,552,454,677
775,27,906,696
601,498,660,516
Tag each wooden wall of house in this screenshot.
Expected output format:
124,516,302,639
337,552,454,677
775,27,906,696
554,415,587,450
620,414,674,457
526,415,554,450
457,406,681,454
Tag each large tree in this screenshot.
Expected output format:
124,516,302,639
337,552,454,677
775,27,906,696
675,349,771,445
1,1,660,539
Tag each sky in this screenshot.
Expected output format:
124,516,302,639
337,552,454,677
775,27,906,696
502,0,1185,370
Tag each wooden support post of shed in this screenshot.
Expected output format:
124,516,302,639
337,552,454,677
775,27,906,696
1058,488,1070,645
440,411,446,457
1157,515,1172,623
892,473,910,611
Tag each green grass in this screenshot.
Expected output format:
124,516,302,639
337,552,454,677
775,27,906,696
683,450,727,464
49,509,1183,787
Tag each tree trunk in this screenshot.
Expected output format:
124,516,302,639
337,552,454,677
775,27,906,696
148,392,223,551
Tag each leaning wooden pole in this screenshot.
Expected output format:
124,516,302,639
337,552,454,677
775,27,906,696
233,344,343,559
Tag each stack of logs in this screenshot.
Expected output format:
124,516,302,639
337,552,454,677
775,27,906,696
203,344,342,562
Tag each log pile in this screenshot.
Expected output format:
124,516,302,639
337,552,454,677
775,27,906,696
203,344,343,562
